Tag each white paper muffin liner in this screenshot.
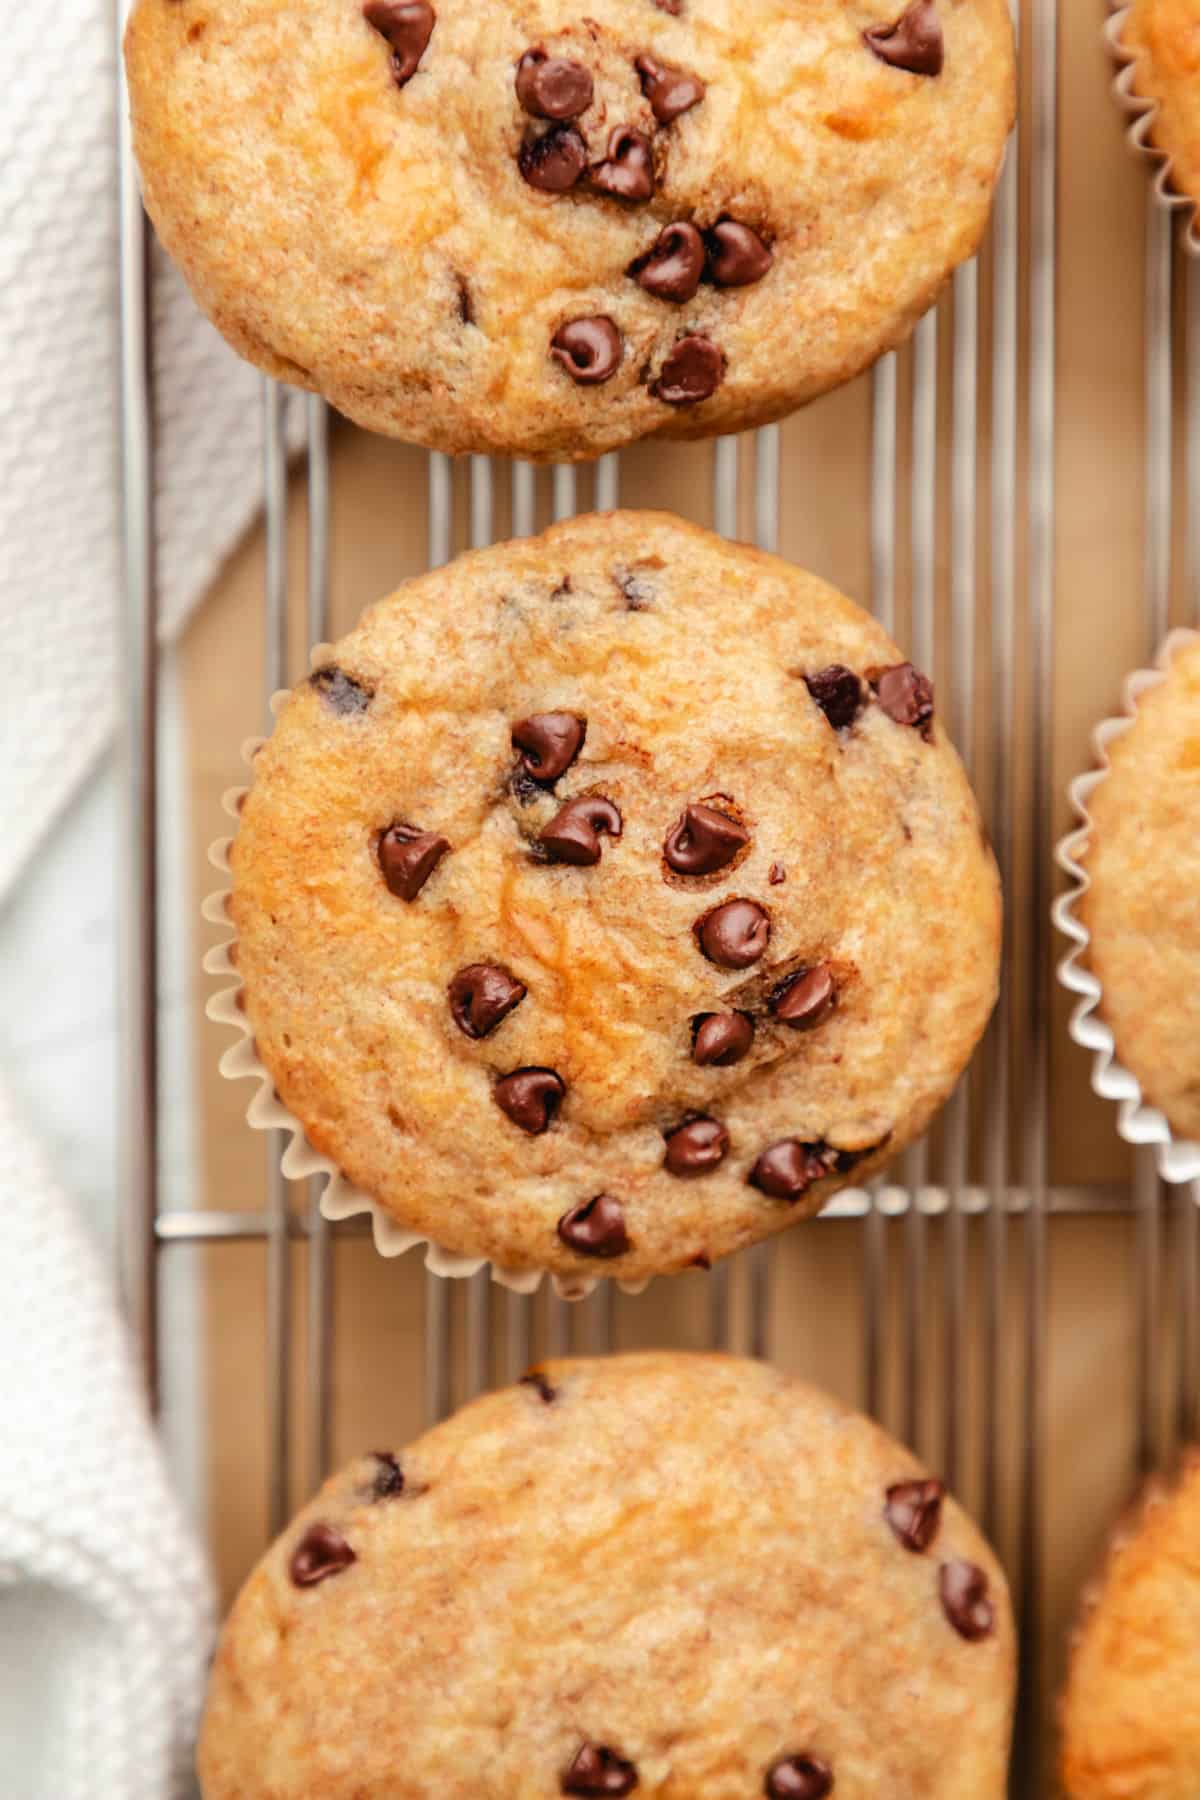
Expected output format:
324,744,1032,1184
1108,0,1200,255
202,670,651,1302
1053,627,1200,1185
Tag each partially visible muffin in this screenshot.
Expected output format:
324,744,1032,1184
219,511,1001,1284
1080,637,1200,1142
1119,0,1200,207
199,1353,1016,1797
1061,1453,1200,1799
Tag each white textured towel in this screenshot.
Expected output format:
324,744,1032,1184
0,2,296,1795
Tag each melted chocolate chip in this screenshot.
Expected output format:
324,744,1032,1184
516,48,594,119
289,1523,356,1588
552,317,624,385
664,802,749,875
874,662,934,734
448,963,527,1039
557,1194,631,1259
765,1757,834,1800
707,220,774,287
692,1010,755,1066
635,53,705,122
562,1744,639,1795
371,1452,405,1500
664,1114,729,1177
652,335,725,405
769,964,836,1031
589,128,655,202
455,275,474,325
538,795,623,865
630,222,705,302
805,664,864,730
378,823,450,901
521,1369,557,1403
363,0,435,85
769,863,786,885
749,1138,834,1201
865,0,944,75
512,712,586,783
696,898,770,968
885,1478,944,1553
310,665,373,715
939,1559,995,1641
494,1067,566,1134
519,123,588,192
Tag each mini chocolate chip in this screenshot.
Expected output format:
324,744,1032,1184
769,964,836,1031
805,664,864,730
552,317,624,385
749,1138,834,1201
521,1369,557,1403
885,1477,944,1553
692,1010,755,1066
456,275,474,325
635,53,705,122
512,712,586,783
874,662,934,734
939,1559,995,1641
310,665,373,715
363,0,435,85
589,128,655,201
289,1523,356,1588
630,222,705,302
562,1744,639,1795
707,220,774,287
516,48,594,119
664,802,749,875
371,1452,405,1500
696,898,770,968
664,1114,729,1177
448,963,527,1038
538,795,623,865
653,0,681,11
557,1195,631,1259
519,123,588,192
769,863,786,885
652,335,725,405
495,1067,566,1134
865,0,944,75
765,1756,833,1800
378,823,450,901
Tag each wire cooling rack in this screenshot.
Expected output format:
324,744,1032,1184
114,1,1200,1792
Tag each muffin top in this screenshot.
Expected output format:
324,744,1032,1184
1061,1453,1200,1799
125,0,1014,460
1080,636,1200,1143
199,1353,1015,1798
222,513,1000,1284
1120,0,1200,209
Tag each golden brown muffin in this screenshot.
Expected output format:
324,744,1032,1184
1079,637,1200,1143
1061,1453,1200,1799
1120,0,1200,208
125,0,1015,461
199,1353,1016,1798
219,512,1000,1284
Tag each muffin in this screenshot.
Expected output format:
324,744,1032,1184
1116,0,1200,209
1077,636,1200,1144
124,0,1015,461
199,1352,1016,1797
214,511,1000,1285
1061,1453,1200,1799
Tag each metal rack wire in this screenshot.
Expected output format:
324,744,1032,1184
113,0,1200,1791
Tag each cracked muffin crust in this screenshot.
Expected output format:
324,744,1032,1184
1080,637,1200,1143
1119,0,1200,209
221,512,1000,1284
1060,1453,1200,1799
198,1353,1016,1798
124,0,1015,460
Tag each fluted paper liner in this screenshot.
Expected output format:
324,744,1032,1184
1053,627,1200,1185
1108,0,1200,254
203,667,651,1302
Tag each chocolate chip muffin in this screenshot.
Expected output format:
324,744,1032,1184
198,1353,1016,1797
219,512,999,1284
1061,1453,1200,1799
124,0,1015,461
1117,0,1200,209
1079,637,1200,1144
